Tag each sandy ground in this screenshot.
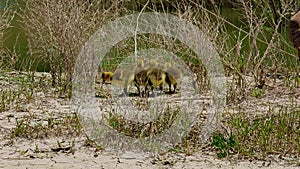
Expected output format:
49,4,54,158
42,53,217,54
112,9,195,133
1,132,299,169
0,72,299,169
1,137,299,169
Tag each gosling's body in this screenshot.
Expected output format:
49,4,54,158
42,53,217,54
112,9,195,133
133,58,148,96
164,62,182,93
134,69,149,97
112,68,134,95
146,68,167,92
101,71,114,83
133,58,161,97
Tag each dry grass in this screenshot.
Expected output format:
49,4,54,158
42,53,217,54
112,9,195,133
0,0,299,164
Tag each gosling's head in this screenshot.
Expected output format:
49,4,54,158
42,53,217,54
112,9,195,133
101,71,113,81
149,59,158,67
148,69,166,86
136,58,145,68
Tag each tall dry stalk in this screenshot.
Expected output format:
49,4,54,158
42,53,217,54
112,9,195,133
0,1,15,68
240,0,297,88
13,0,300,98
20,0,127,97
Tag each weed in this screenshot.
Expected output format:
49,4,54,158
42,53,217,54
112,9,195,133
251,87,266,98
212,133,236,158
10,113,82,139
0,1,299,165
34,143,40,153
226,109,300,159
106,105,179,138
84,137,104,152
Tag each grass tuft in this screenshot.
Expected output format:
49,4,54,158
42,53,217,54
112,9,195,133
224,109,300,159
10,113,82,139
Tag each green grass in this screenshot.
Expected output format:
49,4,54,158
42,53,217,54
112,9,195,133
2,69,299,161
1,2,300,163
212,133,236,158
251,86,266,98
100,33,203,71
222,108,300,159
107,105,180,138
10,113,82,139
0,70,52,112
168,108,300,159
104,103,298,159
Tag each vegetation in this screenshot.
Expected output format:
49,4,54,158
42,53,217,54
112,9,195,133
0,0,299,163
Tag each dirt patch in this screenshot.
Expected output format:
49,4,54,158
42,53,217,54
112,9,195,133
0,71,299,168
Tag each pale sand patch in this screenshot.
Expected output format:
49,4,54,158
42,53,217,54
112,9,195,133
0,72,299,169
1,149,299,169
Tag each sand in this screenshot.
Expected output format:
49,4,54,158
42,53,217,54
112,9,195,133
0,72,299,169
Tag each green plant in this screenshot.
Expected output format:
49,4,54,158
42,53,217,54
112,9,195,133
212,133,236,158
251,86,266,98
10,113,82,139
106,105,179,138
227,109,300,159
